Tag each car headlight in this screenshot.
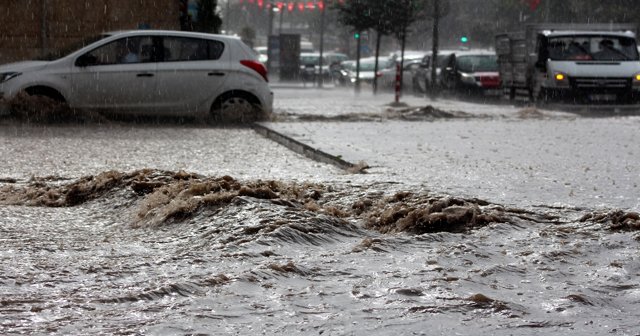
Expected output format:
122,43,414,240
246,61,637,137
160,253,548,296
0,72,21,83
460,72,476,85
553,72,570,87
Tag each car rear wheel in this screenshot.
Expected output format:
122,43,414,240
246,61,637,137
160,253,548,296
210,93,264,124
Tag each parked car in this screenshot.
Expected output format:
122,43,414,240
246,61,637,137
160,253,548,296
0,30,273,122
334,56,395,86
440,50,500,96
388,50,429,63
299,52,348,83
412,50,456,93
378,59,423,91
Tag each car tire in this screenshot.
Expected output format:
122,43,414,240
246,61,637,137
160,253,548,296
210,92,264,124
10,88,74,123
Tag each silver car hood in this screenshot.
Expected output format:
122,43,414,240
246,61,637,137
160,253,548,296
0,61,50,73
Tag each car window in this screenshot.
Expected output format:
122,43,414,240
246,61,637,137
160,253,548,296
437,55,450,67
456,55,498,72
300,55,320,65
162,37,224,62
83,37,154,65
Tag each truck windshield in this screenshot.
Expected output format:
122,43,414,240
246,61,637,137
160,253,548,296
456,55,498,72
547,35,639,61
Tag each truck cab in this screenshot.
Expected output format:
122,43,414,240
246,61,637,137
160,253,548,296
533,30,640,103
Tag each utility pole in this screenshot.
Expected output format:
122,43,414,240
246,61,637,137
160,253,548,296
278,6,284,34
225,0,230,33
429,0,440,100
355,31,361,94
318,4,326,88
268,1,275,37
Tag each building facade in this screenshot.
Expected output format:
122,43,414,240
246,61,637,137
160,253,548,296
0,0,180,63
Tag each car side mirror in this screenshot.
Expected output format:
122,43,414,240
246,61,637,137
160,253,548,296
75,54,97,67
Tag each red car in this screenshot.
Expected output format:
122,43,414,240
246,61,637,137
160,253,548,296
441,50,501,96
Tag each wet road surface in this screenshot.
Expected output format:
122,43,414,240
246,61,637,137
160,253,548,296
1,89,640,335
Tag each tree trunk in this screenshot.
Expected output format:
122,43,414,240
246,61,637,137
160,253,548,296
372,31,382,95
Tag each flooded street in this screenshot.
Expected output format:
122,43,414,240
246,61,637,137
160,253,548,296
1,89,640,335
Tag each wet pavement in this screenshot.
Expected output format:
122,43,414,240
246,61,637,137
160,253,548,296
1,87,640,336
266,87,640,211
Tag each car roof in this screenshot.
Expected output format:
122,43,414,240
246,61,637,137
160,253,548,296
104,30,243,42
450,49,497,57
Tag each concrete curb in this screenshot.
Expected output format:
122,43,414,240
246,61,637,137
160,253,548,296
253,123,355,171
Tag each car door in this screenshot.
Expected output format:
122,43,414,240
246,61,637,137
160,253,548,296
154,36,228,114
69,36,158,113
441,54,457,90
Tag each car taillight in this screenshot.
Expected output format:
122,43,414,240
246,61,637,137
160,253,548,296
240,60,268,82
479,76,500,88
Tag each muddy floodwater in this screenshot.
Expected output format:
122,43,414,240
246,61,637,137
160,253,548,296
2,93,640,335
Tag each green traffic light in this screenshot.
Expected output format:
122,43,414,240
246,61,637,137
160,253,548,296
461,36,468,43
354,32,360,39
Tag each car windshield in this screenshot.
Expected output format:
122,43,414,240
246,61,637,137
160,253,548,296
546,35,639,61
38,34,110,60
436,54,450,67
300,55,321,65
358,59,393,71
456,55,498,72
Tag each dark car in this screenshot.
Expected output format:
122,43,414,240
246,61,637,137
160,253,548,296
411,50,456,93
440,50,501,96
299,52,348,83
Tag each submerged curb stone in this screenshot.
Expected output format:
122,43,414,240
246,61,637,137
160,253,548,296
253,122,355,171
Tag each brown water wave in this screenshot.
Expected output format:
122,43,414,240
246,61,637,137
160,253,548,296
2,169,638,237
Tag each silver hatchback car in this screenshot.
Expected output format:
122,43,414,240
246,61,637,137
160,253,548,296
0,30,273,122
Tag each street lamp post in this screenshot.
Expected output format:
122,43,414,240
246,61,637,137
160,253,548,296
268,2,275,36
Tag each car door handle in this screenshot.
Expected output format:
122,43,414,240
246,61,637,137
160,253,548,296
208,72,225,77
136,73,154,77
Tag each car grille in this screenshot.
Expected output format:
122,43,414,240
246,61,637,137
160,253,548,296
570,77,630,90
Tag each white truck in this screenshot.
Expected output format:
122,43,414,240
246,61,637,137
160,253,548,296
496,23,640,104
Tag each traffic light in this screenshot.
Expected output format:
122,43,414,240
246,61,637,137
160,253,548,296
460,36,469,43
354,32,360,39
